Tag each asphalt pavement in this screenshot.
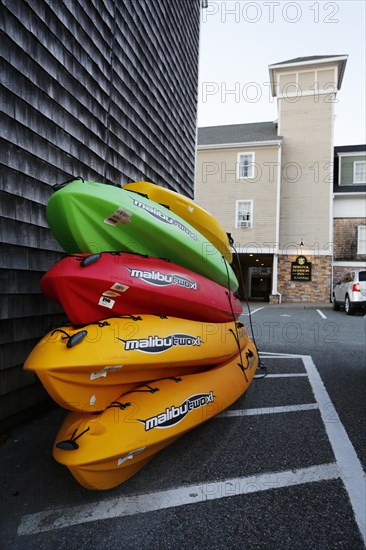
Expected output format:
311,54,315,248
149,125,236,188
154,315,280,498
1,302,365,549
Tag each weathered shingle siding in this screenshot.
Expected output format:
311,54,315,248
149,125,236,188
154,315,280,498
0,0,201,429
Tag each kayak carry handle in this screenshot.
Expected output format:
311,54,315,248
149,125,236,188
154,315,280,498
51,328,88,348
67,330,88,348
80,254,101,267
53,176,84,192
56,427,90,450
227,232,234,245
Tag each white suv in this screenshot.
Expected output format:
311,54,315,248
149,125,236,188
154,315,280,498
333,270,366,315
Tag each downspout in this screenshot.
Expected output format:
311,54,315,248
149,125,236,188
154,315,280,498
329,83,336,302
272,141,282,303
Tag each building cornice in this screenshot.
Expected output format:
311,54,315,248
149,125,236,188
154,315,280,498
197,140,282,150
269,56,348,71
268,55,348,96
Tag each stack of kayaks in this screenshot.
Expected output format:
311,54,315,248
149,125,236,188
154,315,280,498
24,178,258,490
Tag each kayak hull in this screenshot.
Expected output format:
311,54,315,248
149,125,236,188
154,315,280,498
46,179,238,291
24,316,248,412
40,252,242,325
53,344,258,490
123,181,233,263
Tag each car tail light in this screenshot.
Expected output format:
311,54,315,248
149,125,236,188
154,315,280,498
352,283,360,292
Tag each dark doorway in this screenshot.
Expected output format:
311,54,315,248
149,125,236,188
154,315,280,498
251,276,272,301
231,253,273,302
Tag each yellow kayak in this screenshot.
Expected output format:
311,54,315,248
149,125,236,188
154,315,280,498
53,342,258,490
24,316,248,412
123,181,233,263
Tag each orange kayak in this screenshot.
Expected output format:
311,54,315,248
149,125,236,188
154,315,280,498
53,342,258,490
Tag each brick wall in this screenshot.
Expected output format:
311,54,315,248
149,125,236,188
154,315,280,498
333,218,366,261
277,255,332,303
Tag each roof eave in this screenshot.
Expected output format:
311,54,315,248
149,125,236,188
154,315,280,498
197,139,283,150
269,55,348,96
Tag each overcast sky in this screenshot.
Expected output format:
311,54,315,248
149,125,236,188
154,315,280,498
197,0,366,145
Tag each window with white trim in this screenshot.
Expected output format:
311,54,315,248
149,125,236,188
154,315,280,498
354,161,366,184
237,152,255,179
339,153,366,185
357,226,366,255
236,200,253,229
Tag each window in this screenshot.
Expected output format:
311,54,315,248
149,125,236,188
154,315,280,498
354,161,366,184
236,200,253,229
339,154,366,185
357,226,366,255
237,152,255,179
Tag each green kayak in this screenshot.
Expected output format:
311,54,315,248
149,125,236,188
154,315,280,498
46,179,238,291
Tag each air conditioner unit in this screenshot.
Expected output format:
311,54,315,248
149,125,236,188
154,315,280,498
239,220,251,228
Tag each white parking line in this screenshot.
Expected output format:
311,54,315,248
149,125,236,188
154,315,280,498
220,403,319,417
258,349,366,544
302,355,365,544
17,463,339,536
317,309,327,319
259,355,303,360
16,352,365,545
241,307,265,316
265,373,308,378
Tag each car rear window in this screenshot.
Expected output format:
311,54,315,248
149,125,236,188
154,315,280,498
359,271,366,282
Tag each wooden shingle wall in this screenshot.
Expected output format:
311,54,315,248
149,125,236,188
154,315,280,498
0,0,200,430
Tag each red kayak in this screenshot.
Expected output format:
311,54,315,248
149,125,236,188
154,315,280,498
41,252,243,325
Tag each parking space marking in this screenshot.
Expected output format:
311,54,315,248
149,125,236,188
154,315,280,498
259,352,304,358
16,352,365,545
317,309,327,319
302,355,366,544
17,463,339,536
241,307,265,316
220,403,319,417
257,351,365,544
265,373,308,378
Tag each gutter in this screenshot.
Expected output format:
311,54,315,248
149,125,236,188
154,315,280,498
197,139,283,150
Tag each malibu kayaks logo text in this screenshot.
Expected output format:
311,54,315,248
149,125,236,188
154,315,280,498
127,268,198,290
131,199,198,241
139,392,215,431
118,334,201,353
